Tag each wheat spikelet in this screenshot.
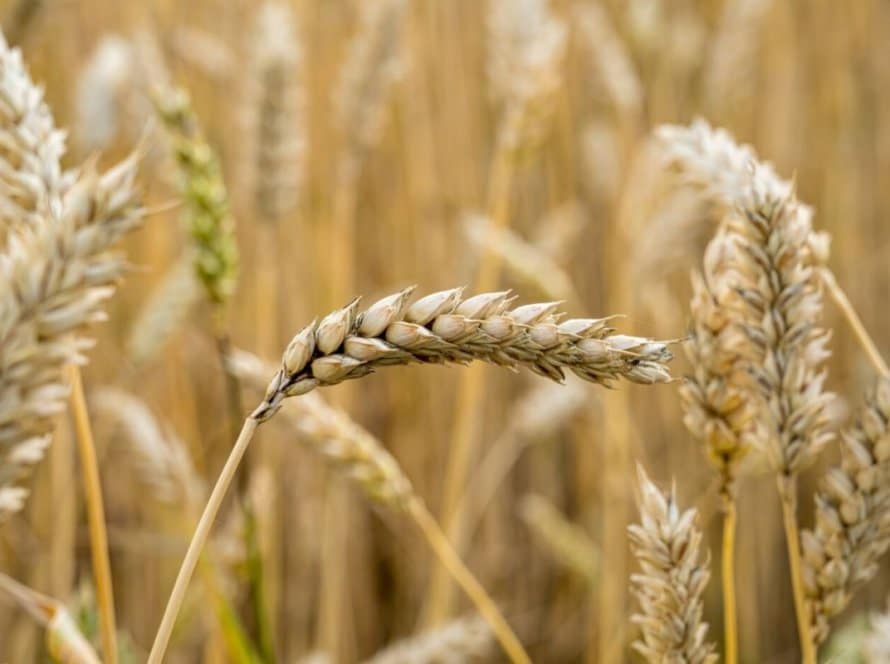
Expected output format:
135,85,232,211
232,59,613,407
864,600,890,664
520,494,599,585
0,155,143,518
154,86,238,306
74,35,134,152
486,0,566,150
125,251,200,368
92,387,203,508
362,615,493,664
0,571,101,664
801,377,890,644
335,0,406,178
245,2,303,224
628,466,716,664
0,30,66,232
250,286,673,421
680,232,755,494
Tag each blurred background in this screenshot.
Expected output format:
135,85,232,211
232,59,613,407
1,0,888,662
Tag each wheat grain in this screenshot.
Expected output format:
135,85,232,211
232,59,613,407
0,154,142,518
628,466,716,664
362,615,493,664
251,286,673,421
802,377,890,644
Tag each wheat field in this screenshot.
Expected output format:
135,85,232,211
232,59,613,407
1,0,890,662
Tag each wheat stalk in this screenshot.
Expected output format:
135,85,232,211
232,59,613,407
629,466,716,664
362,615,493,664
802,377,890,644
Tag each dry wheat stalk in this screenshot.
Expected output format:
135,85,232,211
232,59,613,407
362,615,493,664
628,466,716,664
335,0,406,178
125,251,200,368
520,494,599,585
0,571,101,664
864,600,890,664
0,154,142,518
92,387,204,508
0,31,66,233
154,86,238,307
250,286,673,421
246,2,303,224
802,377,890,644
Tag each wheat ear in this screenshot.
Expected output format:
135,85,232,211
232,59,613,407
629,466,717,664
658,118,886,377
520,494,599,586
149,289,670,663
680,232,756,664
802,377,890,644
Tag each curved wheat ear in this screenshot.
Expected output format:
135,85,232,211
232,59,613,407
802,377,890,644
680,232,755,495
0,572,101,664
520,494,599,585
363,616,493,664
246,2,303,223
0,155,143,518
629,466,716,664
252,286,673,421
154,87,238,307
864,600,890,664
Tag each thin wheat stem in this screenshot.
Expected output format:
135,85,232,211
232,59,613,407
407,497,531,664
819,267,889,377
68,365,118,664
721,496,738,664
148,416,260,664
778,475,816,664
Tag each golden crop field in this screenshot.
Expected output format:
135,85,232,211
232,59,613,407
0,1,889,662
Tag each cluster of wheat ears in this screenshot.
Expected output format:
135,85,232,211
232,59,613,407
1,0,890,662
